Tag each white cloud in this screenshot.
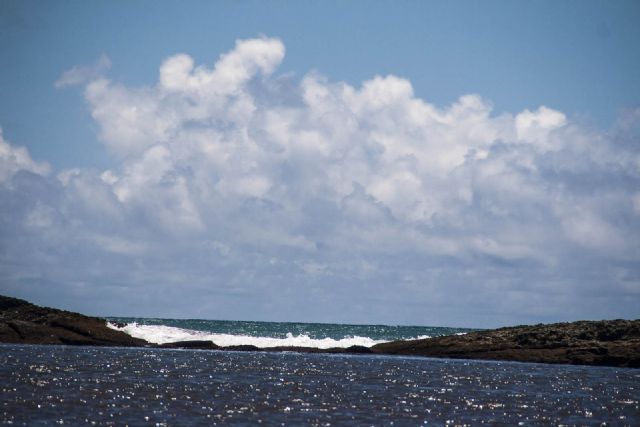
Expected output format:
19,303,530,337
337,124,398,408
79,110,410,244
159,37,284,93
561,210,626,251
2,37,639,326
515,106,567,145
89,233,149,256
55,54,111,88
0,128,50,184
24,202,54,228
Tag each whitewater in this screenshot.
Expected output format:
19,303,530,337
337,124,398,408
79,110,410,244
107,322,387,348
106,318,472,349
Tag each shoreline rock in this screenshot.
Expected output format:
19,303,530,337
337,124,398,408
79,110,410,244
1,295,638,368
0,295,146,347
370,320,640,368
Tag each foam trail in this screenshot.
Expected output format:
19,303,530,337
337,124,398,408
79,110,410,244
108,322,392,348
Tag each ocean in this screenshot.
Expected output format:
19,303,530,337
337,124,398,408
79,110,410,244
2,318,639,425
104,317,474,348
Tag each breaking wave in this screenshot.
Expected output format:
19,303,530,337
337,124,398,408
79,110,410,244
107,322,398,349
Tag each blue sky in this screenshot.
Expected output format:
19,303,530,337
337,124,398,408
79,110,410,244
0,1,639,327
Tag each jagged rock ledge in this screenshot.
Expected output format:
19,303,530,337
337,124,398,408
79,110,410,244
1,295,638,368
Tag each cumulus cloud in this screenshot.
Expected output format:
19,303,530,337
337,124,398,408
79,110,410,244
2,37,639,326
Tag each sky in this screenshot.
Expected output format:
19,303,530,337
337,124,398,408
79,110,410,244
0,1,639,327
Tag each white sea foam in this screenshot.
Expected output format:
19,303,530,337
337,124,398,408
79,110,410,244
107,322,393,349
412,335,433,340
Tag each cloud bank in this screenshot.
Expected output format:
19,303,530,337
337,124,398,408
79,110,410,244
1,37,639,326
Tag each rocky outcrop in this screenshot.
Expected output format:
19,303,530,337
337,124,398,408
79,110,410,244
370,320,640,368
1,295,638,367
0,295,147,347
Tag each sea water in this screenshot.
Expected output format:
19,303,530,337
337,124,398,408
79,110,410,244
104,317,473,348
1,319,639,425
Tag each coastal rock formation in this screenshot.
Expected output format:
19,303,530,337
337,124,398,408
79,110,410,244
371,320,640,368
0,295,147,347
1,295,638,368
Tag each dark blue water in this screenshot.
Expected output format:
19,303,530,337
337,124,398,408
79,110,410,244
2,344,638,426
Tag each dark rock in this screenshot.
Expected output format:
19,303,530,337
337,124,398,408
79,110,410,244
0,295,147,347
344,345,374,354
371,319,640,368
110,321,128,328
159,340,219,350
219,345,263,352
